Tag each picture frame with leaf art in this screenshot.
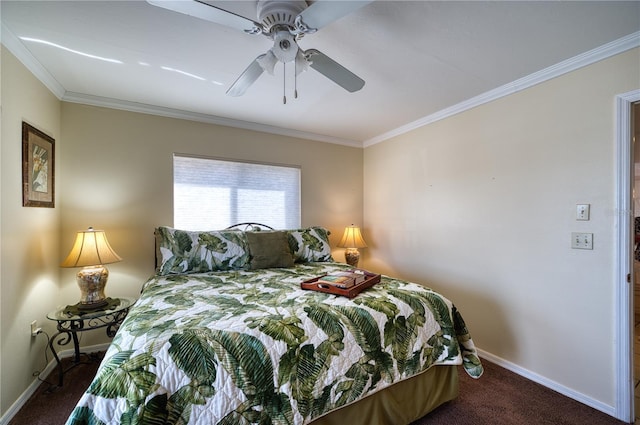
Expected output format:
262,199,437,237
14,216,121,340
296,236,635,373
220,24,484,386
22,122,55,208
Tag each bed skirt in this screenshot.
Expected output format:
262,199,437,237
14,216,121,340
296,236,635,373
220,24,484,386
310,365,458,425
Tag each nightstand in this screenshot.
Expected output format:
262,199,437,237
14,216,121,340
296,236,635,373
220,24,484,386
46,296,136,387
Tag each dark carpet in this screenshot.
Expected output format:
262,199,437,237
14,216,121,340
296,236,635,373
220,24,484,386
9,353,103,425
8,356,628,425
412,361,626,425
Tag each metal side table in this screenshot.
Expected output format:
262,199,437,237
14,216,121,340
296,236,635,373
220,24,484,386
46,296,135,387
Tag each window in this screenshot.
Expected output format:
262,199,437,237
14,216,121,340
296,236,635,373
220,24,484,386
173,154,301,230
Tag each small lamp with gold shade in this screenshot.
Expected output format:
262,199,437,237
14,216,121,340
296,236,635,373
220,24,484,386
61,227,122,311
337,224,367,268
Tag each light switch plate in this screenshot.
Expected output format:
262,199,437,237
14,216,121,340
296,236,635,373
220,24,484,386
576,204,590,221
571,232,593,249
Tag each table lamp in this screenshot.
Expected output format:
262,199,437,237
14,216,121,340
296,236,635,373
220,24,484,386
337,224,367,268
60,227,122,310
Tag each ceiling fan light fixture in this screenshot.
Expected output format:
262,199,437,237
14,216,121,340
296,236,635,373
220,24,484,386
272,30,298,63
257,50,278,75
295,50,309,76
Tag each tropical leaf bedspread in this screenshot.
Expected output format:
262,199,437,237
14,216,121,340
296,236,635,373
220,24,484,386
67,263,483,425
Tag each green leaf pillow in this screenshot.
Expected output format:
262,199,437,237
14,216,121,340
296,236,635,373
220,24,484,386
155,227,250,275
286,227,333,263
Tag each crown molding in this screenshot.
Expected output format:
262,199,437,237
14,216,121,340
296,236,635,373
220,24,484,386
4,19,638,150
2,23,360,148
61,92,362,148
363,31,640,147
1,25,66,99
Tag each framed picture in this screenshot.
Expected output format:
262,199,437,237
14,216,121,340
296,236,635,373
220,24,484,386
22,122,55,208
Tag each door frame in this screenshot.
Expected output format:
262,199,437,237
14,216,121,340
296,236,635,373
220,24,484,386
615,89,640,422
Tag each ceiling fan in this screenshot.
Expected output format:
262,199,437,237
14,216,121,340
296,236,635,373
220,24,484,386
147,0,372,102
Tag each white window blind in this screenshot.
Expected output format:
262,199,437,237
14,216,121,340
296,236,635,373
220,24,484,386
173,155,301,230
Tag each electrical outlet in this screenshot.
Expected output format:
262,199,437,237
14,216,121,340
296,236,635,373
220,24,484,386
30,320,41,337
571,232,593,250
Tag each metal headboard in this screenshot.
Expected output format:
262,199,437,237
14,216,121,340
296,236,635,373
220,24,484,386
225,222,275,231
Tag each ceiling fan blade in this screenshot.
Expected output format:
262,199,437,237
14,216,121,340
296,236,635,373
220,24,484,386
226,55,266,97
305,49,364,93
296,0,374,32
146,0,262,34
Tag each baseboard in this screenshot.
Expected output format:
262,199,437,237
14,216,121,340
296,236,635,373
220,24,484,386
1,344,619,424
0,343,111,425
477,348,616,418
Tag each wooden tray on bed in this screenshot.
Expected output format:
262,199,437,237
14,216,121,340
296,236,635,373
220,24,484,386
301,269,381,298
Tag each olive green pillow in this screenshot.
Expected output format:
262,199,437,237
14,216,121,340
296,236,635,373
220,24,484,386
246,231,295,270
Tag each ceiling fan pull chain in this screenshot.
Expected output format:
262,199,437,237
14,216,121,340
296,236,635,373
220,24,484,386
283,62,287,104
294,60,299,99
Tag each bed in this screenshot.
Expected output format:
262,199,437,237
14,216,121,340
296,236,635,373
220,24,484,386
65,225,482,425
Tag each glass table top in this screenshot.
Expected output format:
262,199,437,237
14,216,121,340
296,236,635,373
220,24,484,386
47,296,136,321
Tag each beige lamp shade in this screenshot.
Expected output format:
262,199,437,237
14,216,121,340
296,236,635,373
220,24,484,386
61,227,122,310
337,225,367,268
61,227,122,268
337,225,368,249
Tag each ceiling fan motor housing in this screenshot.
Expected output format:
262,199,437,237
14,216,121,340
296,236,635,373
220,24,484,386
257,0,307,33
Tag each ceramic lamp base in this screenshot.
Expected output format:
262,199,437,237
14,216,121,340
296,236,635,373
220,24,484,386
344,248,360,268
77,265,109,310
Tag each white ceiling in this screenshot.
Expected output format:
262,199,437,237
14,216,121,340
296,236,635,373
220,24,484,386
2,1,639,146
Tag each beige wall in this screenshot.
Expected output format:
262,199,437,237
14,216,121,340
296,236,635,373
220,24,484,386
364,48,640,409
1,46,62,415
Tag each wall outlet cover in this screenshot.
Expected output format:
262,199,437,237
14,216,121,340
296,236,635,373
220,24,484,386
576,204,590,221
571,232,593,250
